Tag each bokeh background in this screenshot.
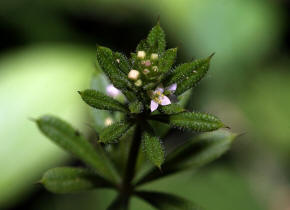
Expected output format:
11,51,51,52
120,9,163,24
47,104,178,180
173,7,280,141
1,0,290,209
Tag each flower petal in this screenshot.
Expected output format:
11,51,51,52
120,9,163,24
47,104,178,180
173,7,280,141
150,100,159,112
166,83,177,93
106,84,121,98
154,85,164,94
160,95,171,106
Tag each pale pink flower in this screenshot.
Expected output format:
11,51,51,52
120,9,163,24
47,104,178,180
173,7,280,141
106,84,121,98
150,83,177,112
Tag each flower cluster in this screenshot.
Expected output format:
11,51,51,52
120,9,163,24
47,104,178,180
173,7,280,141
111,49,178,112
35,22,234,210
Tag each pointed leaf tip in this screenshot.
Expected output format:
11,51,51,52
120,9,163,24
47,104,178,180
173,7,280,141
209,52,215,59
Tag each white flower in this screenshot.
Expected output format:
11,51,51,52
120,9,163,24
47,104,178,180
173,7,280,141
166,83,177,93
106,84,121,98
104,117,114,126
150,83,177,112
137,51,146,59
128,69,140,80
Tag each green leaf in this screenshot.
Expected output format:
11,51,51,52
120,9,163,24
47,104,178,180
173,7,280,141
142,132,165,168
114,52,131,74
169,111,224,132
136,39,149,52
41,167,112,194
159,104,185,115
99,121,132,143
78,89,128,113
129,100,143,114
147,23,166,53
36,115,119,183
165,54,214,95
159,48,177,73
107,195,128,210
107,125,136,175
135,130,236,186
135,191,203,210
96,46,133,91
167,130,236,169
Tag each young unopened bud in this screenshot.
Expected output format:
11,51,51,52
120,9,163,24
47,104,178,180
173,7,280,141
144,60,151,67
137,51,146,59
143,68,150,75
135,79,142,87
128,69,140,80
151,53,158,60
104,117,113,126
152,66,158,72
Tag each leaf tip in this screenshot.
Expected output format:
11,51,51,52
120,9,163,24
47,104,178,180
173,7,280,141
156,15,161,24
36,179,44,185
208,52,215,60
223,124,231,129
28,117,37,122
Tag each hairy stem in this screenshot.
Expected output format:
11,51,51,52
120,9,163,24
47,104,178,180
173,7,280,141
120,124,142,209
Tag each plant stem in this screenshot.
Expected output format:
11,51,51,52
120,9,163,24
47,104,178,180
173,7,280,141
120,124,142,209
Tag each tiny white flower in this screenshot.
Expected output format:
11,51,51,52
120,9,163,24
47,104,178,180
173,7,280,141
166,83,177,93
106,84,121,98
150,100,159,112
150,85,173,112
137,51,146,59
128,69,140,80
104,117,113,126
165,83,178,102
151,53,158,60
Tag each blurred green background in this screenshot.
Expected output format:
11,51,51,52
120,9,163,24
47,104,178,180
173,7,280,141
1,0,289,209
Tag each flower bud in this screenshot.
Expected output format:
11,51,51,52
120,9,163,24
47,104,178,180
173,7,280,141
137,51,146,59
151,53,158,60
152,66,158,72
144,60,151,67
104,117,113,126
135,79,142,87
128,69,140,80
143,68,150,75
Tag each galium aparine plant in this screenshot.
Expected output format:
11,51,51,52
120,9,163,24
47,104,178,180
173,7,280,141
35,22,237,210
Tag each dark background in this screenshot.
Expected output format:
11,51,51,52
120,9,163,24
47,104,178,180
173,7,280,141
1,0,290,209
